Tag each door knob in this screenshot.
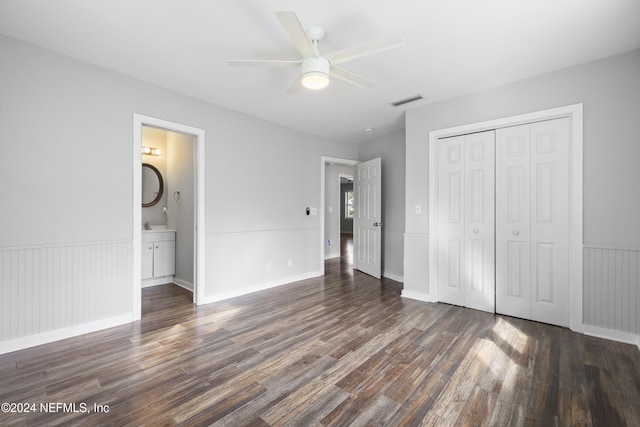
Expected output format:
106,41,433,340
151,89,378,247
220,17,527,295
473,229,479,234
373,222,383,227
512,230,520,236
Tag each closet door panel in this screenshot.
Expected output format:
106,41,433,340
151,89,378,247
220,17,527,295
437,136,466,306
464,131,495,312
530,118,570,327
496,125,531,318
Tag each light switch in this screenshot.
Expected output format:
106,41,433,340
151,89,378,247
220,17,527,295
415,204,422,214
328,206,333,213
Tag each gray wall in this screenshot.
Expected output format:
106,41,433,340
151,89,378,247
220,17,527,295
141,126,169,227
167,131,195,289
0,35,358,350
406,49,640,246
404,49,640,340
359,129,406,282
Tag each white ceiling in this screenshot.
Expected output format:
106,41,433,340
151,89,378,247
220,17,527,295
1,0,639,143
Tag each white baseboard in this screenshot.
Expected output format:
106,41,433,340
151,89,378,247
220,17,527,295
401,290,437,303
200,271,322,305
142,275,174,288
383,272,404,283
173,278,194,292
0,314,132,356
583,324,640,350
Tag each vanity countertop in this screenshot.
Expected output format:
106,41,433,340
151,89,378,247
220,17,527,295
142,228,175,243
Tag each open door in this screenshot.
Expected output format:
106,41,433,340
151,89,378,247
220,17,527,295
353,157,382,278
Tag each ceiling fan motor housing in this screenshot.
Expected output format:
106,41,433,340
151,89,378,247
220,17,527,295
301,57,330,89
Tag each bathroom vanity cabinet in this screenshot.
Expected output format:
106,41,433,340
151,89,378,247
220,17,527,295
142,230,175,286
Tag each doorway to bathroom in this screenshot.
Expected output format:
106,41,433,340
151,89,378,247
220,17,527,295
141,125,194,289
133,114,206,321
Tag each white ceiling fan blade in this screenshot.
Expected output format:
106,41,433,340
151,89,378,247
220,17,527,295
287,76,303,94
226,59,301,67
274,10,319,58
325,33,405,65
330,65,375,89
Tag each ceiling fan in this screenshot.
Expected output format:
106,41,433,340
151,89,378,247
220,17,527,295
226,10,405,93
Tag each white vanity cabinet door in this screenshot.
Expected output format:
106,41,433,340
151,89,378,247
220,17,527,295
141,231,176,284
153,240,175,278
141,243,155,279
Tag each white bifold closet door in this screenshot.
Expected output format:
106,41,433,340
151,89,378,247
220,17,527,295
495,117,570,327
437,130,495,313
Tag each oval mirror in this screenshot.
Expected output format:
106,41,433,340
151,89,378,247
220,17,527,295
142,163,164,207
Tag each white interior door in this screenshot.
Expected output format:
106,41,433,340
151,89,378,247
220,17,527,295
530,118,570,326
464,131,495,312
436,131,495,312
354,158,382,278
496,117,570,326
496,125,532,318
436,135,465,305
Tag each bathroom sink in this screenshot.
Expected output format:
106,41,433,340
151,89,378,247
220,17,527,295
142,225,174,232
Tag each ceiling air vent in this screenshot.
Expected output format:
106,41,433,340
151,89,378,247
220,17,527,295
390,95,423,107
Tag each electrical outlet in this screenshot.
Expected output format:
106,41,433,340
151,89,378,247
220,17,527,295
327,239,331,246
287,259,293,268
266,262,272,272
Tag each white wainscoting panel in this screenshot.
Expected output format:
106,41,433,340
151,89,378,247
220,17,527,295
1,241,133,352
382,229,405,283
402,233,433,301
583,246,640,346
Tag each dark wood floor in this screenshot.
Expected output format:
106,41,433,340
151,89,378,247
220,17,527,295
1,236,639,426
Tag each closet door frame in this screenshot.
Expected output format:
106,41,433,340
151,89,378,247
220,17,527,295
428,104,583,333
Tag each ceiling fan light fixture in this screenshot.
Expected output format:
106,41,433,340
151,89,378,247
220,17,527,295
302,71,329,90
301,57,330,90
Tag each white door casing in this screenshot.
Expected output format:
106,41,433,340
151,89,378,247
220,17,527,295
133,114,206,319
354,157,382,278
436,131,495,313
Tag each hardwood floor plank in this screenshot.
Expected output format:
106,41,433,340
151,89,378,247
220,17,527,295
212,355,338,426
386,371,451,426
454,386,493,427
262,384,350,427
346,394,400,427
322,341,424,426
175,381,266,426
1,237,639,426
383,334,450,403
